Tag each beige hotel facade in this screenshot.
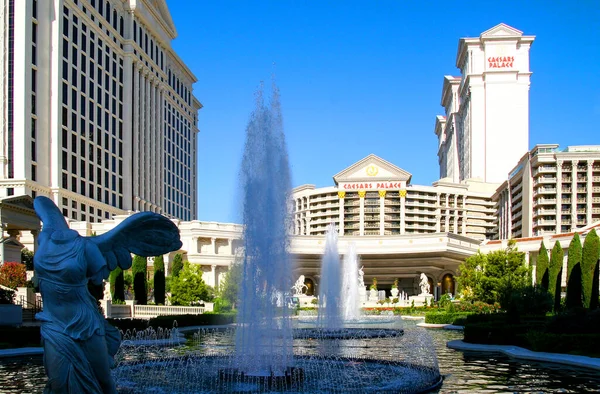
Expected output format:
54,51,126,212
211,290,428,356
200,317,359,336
4,20,600,297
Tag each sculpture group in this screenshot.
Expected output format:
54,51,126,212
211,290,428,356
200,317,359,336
33,196,182,393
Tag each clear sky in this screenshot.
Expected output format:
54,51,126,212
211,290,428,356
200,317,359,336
166,1,600,224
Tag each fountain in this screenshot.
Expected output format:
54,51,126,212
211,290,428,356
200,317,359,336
342,242,361,321
112,82,442,393
317,223,343,330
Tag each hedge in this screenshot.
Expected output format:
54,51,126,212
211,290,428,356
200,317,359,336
0,326,41,348
536,242,549,291
424,312,473,325
464,322,546,347
148,313,236,329
525,331,600,356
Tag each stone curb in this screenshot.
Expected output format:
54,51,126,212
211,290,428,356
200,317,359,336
447,340,600,371
400,315,425,320
0,347,43,359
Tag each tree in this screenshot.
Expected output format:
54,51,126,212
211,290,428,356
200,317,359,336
0,262,27,289
217,261,242,309
153,255,166,305
171,253,183,278
548,241,564,312
536,242,549,291
109,267,125,302
457,241,530,307
566,232,583,309
21,248,34,271
132,255,148,305
170,261,214,306
581,229,599,309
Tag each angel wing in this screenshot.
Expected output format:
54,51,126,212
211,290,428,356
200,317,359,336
89,211,183,271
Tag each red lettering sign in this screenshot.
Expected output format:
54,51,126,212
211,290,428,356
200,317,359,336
487,56,514,69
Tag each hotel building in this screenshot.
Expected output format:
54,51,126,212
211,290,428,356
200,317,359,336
0,0,200,222
494,144,600,239
435,23,534,184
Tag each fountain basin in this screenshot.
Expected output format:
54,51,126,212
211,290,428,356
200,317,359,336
114,354,442,393
294,327,403,340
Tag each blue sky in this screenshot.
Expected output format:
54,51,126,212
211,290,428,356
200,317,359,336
166,1,600,223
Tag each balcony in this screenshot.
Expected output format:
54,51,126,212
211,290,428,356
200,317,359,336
537,198,557,205
536,176,557,184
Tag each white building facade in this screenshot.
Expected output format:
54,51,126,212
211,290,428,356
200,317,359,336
435,23,535,184
0,0,200,222
493,145,600,239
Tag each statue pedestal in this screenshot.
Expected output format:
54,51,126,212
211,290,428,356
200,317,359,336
409,294,433,306
368,289,378,302
358,286,368,303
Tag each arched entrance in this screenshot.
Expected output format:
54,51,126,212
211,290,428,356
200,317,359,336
441,274,455,295
304,277,315,296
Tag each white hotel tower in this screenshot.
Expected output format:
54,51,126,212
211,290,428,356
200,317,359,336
0,0,200,222
435,23,535,184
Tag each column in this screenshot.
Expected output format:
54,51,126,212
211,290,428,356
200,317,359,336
139,69,146,202
555,160,562,233
191,236,198,253
150,79,157,205
454,195,459,234
338,191,345,236
30,229,39,252
211,237,217,254
587,161,594,225
435,194,441,232
158,86,164,211
571,160,578,227
133,64,142,200
379,190,386,236
211,264,218,288
358,191,365,236
399,190,406,234
145,74,151,203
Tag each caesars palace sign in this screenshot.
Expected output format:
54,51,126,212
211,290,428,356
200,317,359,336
341,182,404,190
488,56,514,69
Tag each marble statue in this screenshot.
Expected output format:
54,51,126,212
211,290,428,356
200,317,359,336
358,266,365,289
292,275,308,295
33,196,182,393
419,273,431,295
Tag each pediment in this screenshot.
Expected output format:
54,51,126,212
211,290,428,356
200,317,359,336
0,195,34,211
481,23,523,38
147,0,177,38
333,154,412,184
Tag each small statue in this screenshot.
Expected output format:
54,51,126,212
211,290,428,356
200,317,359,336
291,275,308,295
419,273,431,295
358,266,365,289
33,196,182,393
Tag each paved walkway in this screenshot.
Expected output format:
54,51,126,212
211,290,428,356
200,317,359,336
447,340,600,371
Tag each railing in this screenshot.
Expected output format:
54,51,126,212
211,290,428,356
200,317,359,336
134,305,206,318
110,304,132,318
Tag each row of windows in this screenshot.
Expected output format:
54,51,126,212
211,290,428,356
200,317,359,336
61,196,112,222
133,21,165,72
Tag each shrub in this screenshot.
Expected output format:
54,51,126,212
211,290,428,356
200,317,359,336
109,267,125,302
536,242,549,291
21,248,34,271
154,255,166,305
581,229,599,309
524,331,600,356
310,298,318,305
464,321,545,347
170,262,215,306
548,241,564,312
566,233,583,309
506,285,553,317
438,293,452,309
171,254,183,278
424,311,473,324
0,262,27,289
0,326,41,348
0,288,15,304
132,255,147,305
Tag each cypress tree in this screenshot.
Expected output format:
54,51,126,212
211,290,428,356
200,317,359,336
154,255,166,305
548,240,564,312
581,229,599,309
109,267,125,302
566,233,583,309
171,253,183,278
132,255,148,305
536,242,549,291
